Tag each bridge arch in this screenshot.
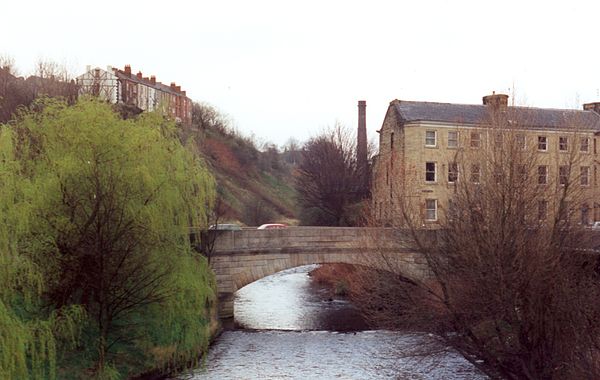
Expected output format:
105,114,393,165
209,227,428,318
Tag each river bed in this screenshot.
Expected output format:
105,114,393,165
182,265,486,380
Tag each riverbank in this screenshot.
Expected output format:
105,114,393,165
308,263,502,378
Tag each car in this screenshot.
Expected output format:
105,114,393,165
208,223,242,231
257,223,288,230
591,221,600,230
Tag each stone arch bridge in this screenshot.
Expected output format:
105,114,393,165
209,227,429,318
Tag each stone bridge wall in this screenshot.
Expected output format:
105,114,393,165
210,227,428,318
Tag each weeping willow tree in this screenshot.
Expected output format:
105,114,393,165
0,98,216,379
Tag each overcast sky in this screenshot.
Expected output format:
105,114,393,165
4,0,600,147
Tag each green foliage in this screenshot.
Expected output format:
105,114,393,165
0,98,217,379
189,101,298,224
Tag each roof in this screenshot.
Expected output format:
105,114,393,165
113,70,189,98
392,100,600,132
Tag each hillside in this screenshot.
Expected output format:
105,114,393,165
183,102,299,226
1,64,299,226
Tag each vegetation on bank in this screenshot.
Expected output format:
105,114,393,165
322,118,600,378
1,57,300,227
295,125,371,226
184,102,298,226
0,99,217,379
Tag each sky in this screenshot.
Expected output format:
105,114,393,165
3,0,600,148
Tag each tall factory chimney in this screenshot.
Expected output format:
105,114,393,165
357,100,368,191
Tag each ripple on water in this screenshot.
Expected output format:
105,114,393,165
181,265,486,380
185,330,486,380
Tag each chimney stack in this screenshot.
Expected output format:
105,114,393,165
357,100,368,191
482,91,509,108
170,82,176,90
583,102,600,114
124,65,132,76
176,85,181,92
150,75,156,85
136,71,143,79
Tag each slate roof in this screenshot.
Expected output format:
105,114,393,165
392,100,600,132
113,70,188,98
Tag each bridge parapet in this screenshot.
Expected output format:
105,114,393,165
212,227,416,253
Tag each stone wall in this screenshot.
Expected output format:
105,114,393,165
210,227,428,318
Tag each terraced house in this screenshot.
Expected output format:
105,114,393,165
372,93,600,226
76,65,192,125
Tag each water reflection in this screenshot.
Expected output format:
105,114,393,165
183,265,486,379
233,265,368,331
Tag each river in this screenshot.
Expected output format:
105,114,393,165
182,265,486,380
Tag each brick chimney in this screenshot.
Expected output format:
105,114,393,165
136,71,143,79
150,75,156,85
483,91,509,108
181,90,186,96
357,100,368,190
170,82,177,90
124,65,131,76
583,102,600,114
176,85,181,92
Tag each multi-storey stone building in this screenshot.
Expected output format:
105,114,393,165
76,65,192,125
372,93,600,226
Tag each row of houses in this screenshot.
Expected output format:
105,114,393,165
76,65,192,125
371,93,600,226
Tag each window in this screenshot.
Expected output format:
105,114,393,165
559,136,568,151
559,165,569,186
448,162,458,183
493,167,503,184
538,136,547,151
386,165,389,185
425,130,436,147
581,166,590,186
448,131,458,148
558,200,570,222
470,132,481,148
537,165,547,185
518,165,527,182
494,132,503,147
580,137,589,152
448,199,457,221
425,162,436,182
538,200,548,221
425,199,437,221
470,164,481,183
582,203,590,225
516,134,526,150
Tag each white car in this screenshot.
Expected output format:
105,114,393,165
257,223,287,229
591,221,600,230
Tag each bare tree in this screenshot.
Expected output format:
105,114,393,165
296,123,369,226
282,137,302,165
0,54,18,75
28,59,77,103
357,107,600,379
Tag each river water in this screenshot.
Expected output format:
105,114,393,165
183,265,486,380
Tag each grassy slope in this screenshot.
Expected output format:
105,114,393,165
185,127,298,226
